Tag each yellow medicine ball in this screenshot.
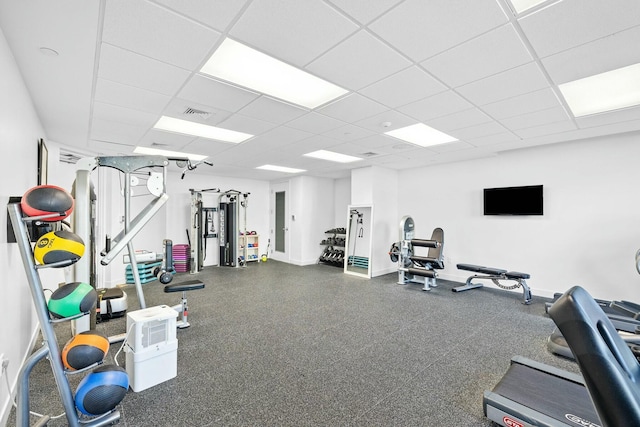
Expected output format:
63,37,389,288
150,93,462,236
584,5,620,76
34,230,85,266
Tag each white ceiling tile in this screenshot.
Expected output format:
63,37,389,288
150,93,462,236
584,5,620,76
322,141,376,157
326,0,404,24
428,141,475,153
426,108,494,133
246,126,313,150
466,132,520,147
217,114,277,137
98,44,191,95
352,134,403,149
518,0,640,58
94,78,171,114
306,30,412,90
456,62,549,105
514,120,577,139
397,90,473,122
92,102,159,127
181,138,237,157
421,24,533,87
229,0,358,67
102,0,221,69
542,25,640,85
359,66,447,108
481,88,562,119
369,0,508,61
322,124,376,142
499,106,571,131
449,121,509,140
138,129,197,149
153,0,250,32
317,93,388,123
237,97,308,125
179,75,260,113
87,139,137,155
353,110,416,133
281,135,344,156
285,112,346,134
90,118,149,146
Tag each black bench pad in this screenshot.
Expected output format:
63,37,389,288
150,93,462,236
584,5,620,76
407,268,437,278
505,271,530,280
164,280,205,293
457,264,507,275
411,256,439,264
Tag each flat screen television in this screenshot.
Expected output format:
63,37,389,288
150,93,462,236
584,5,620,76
483,185,543,216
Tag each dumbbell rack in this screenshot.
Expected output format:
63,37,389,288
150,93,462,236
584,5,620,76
8,203,121,427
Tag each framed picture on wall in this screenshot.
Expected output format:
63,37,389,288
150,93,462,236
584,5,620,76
37,138,48,185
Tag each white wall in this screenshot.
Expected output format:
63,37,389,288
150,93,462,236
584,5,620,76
0,26,45,425
333,177,350,227
398,132,640,301
288,176,335,265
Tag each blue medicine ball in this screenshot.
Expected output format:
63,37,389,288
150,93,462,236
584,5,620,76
75,365,128,416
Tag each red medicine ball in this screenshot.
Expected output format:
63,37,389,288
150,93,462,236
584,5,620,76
21,185,74,221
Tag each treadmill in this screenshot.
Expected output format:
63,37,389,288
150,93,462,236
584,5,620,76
484,286,640,427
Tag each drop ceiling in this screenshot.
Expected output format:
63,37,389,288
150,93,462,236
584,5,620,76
1,0,639,180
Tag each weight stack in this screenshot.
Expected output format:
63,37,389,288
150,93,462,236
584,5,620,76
173,244,190,273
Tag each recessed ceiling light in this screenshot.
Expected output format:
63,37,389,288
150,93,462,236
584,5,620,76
385,123,458,147
303,150,362,163
201,38,348,109
153,116,252,143
256,164,306,174
558,63,640,117
133,146,207,161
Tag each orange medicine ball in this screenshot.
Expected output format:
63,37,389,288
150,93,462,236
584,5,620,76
62,331,109,371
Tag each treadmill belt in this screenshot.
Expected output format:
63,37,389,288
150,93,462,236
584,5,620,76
492,362,601,425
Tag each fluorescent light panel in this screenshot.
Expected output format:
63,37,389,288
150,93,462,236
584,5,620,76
304,150,362,163
133,146,207,161
154,116,253,143
256,164,306,174
385,123,458,147
201,38,348,109
509,0,548,13
559,62,640,117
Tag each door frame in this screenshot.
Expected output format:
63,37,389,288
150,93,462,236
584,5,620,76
270,181,289,263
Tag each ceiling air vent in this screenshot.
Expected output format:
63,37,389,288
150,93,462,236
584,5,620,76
360,152,379,157
183,107,212,119
59,148,91,164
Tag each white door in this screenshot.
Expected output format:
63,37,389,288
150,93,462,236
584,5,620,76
270,182,289,262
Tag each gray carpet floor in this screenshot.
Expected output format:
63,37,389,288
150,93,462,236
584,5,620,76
8,260,579,426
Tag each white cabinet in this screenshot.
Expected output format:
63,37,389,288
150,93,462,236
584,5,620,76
239,234,260,262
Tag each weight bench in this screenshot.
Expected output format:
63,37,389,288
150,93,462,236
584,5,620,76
454,263,532,304
164,280,205,329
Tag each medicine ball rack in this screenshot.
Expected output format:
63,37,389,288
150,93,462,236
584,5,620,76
8,202,122,427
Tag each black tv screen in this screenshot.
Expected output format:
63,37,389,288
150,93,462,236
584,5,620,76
483,185,543,216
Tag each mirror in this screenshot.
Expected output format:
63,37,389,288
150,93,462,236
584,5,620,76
344,204,373,278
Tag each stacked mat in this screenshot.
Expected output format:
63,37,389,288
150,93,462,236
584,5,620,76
126,261,162,284
173,244,190,273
